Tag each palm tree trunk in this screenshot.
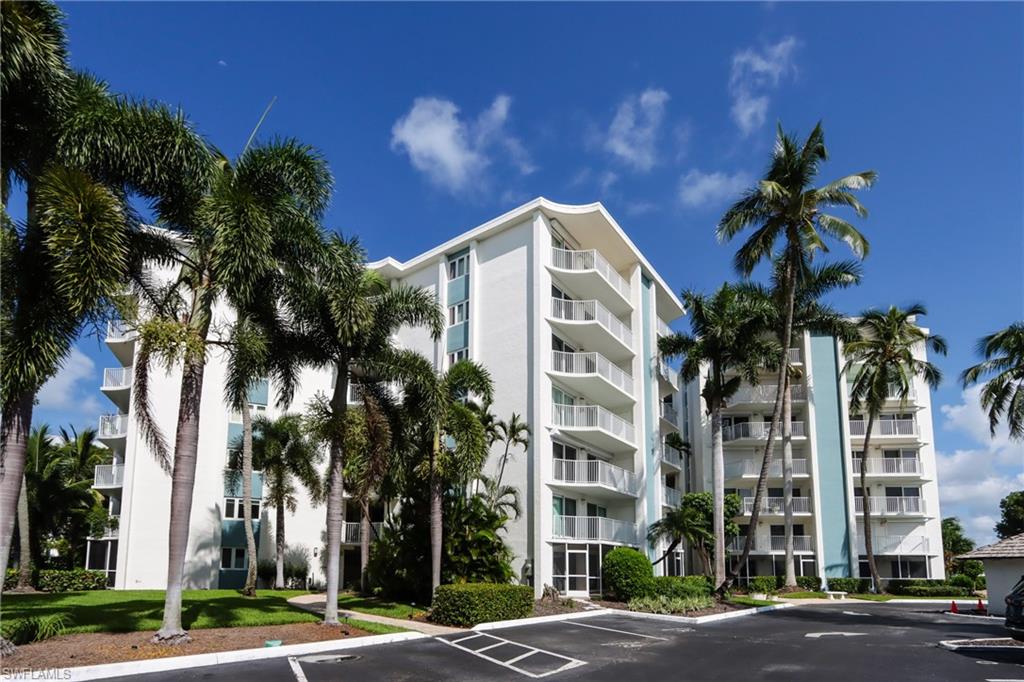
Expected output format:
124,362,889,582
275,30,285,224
359,500,370,595
496,442,511,490
275,497,286,589
782,373,796,587
860,413,882,592
711,403,725,590
154,352,207,644
322,361,348,625
429,428,443,598
0,390,34,593
241,401,258,597
16,474,32,589
652,539,680,566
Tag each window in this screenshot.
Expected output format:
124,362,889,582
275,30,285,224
553,495,577,517
551,284,573,301
552,386,576,406
448,302,469,325
553,441,579,460
221,547,247,570
224,497,260,520
885,486,920,497
447,254,469,280
551,334,575,353
585,503,607,518
883,448,917,459
890,558,927,579
447,348,469,365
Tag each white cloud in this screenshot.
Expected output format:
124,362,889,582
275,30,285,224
625,201,659,217
217,60,227,67
391,94,533,195
678,169,752,208
604,88,670,172
37,347,100,415
598,171,619,195
729,37,798,136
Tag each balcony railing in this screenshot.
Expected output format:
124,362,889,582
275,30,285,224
102,367,133,390
663,443,684,468
657,319,672,338
551,351,633,396
658,361,680,388
728,535,814,552
852,457,923,475
849,419,918,437
854,496,925,516
342,521,384,544
741,496,812,514
98,414,128,438
552,458,638,495
552,515,638,544
729,384,807,404
860,534,931,555
550,298,633,349
788,348,802,364
660,403,679,424
663,487,681,507
550,248,630,301
106,320,137,342
93,464,124,488
726,458,808,478
723,421,805,441
552,404,635,444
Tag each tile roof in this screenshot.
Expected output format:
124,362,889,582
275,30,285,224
960,533,1024,559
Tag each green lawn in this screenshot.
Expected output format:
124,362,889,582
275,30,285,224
337,593,427,620
0,590,404,635
782,591,826,599
727,596,775,608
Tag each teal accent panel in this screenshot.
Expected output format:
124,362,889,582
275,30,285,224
641,276,657,558
218,569,245,589
223,471,264,499
809,333,853,578
446,321,469,352
247,379,269,406
447,275,469,304
220,519,261,546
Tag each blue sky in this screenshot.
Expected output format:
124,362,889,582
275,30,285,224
32,2,1022,544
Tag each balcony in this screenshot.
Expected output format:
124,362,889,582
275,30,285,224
549,248,631,314
101,367,132,411
660,403,679,429
854,496,927,516
741,496,812,515
859,534,932,555
549,298,633,361
788,348,802,364
90,516,120,540
852,457,923,476
849,419,919,440
657,361,680,394
551,458,638,498
93,464,124,489
725,458,808,479
98,414,128,440
106,320,137,364
342,521,384,545
657,318,672,338
723,421,806,442
728,535,814,553
662,443,684,470
552,404,635,452
552,515,638,545
549,351,633,408
662,487,681,507
728,383,806,406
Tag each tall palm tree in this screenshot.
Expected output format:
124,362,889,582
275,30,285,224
658,284,775,590
492,413,530,491
962,322,1024,440
844,305,946,591
287,237,443,623
740,260,861,586
56,426,106,564
717,122,875,587
647,505,711,574
0,2,210,598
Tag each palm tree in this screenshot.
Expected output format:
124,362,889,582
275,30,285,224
844,304,946,591
658,284,775,590
740,260,861,586
288,237,443,624
962,322,1024,440
647,505,711,574
717,122,875,587
56,426,107,564
0,2,210,597
492,414,530,491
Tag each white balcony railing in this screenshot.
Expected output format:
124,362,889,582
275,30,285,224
552,515,638,544
93,464,124,488
660,403,679,424
551,351,633,396
657,319,672,338
729,384,807,404
855,496,926,516
663,487,681,507
550,248,630,301
852,457,923,476
550,298,633,349
106,320,137,342
342,521,384,544
725,458,808,478
98,414,128,438
849,419,918,437
658,361,680,388
728,535,814,553
552,458,638,495
102,366,132,390
741,496,812,515
552,404,635,444
861,534,931,555
788,348,802,364
663,443,684,468
723,421,805,441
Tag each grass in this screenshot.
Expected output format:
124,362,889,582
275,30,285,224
727,595,775,608
0,589,401,636
337,592,427,620
782,591,826,599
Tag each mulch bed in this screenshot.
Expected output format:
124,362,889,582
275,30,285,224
532,599,587,618
587,598,750,618
4,622,372,671
947,638,1024,648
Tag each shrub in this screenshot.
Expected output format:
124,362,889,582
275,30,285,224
1,614,68,645
748,576,777,595
826,577,869,593
430,583,533,627
796,575,821,591
947,574,976,590
975,575,987,591
37,569,107,592
652,576,711,599
4,569,17,591
627,594,714,615
602,548,654,601
900,585,972,597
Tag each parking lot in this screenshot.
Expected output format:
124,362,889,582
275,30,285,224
110,604,1022,681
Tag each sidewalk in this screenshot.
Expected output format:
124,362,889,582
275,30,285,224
288,593,462,635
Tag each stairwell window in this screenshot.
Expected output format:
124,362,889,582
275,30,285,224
221,547,247,570
224,497,260,520
447,253,469,280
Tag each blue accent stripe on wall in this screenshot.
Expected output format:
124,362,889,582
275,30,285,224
641,275,657,558
809,333,853,578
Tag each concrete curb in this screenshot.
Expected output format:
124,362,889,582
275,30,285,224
57,631,429,681
473,609,614,631
621,602,794,625
938,638,1023,651
883,599,987,605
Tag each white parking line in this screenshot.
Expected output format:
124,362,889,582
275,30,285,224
568,621,668,641
287,656,309,682
436,633,587,678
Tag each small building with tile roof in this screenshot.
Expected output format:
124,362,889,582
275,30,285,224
960,533,1024,615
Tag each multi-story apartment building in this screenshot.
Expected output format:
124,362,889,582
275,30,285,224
85,198,688,597
683,331,945,584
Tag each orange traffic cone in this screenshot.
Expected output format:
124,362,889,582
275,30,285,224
978,599,987,615
950,600,959,614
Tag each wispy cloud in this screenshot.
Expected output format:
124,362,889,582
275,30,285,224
36,346,102,417
678,169,752,208
391,94,534,195
729,37,798,136
604,88,670,172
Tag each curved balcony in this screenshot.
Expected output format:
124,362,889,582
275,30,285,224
849,419,919,442
858,534,931,555
662,486,681,507
98,414,129,441
552,515,638,545
852,457,923,477
106,320,137,365
549,248,631,314
657,319,672,338
727,383,806,407
662,443,684,470
660,403,679,430
728,535,814,553
549,298,633,361
723,421,805,442
93,464,124,490
101,366,133,411
551,458,638,498
854,496,927,517
725,458,808,480
552,404,635,453
549,351,633,408
657,361,680,395
741,496,812,515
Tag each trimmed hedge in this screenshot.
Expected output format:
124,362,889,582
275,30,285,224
796,575,821,591
899,585,972,597
37,569,107,592
826,577,870,593
749,576,777,595
947,574,976,590
602,548,654,601
651,575,711,599
431,583,533,627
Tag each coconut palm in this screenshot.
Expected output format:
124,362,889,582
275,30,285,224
492,413,530,491
658,284,776,590
962,322,1024,440
844,304,946,591
717,122,875,587
647,505,710,573
287,237,443,623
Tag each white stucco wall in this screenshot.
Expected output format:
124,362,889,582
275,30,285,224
983,558,1024,616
